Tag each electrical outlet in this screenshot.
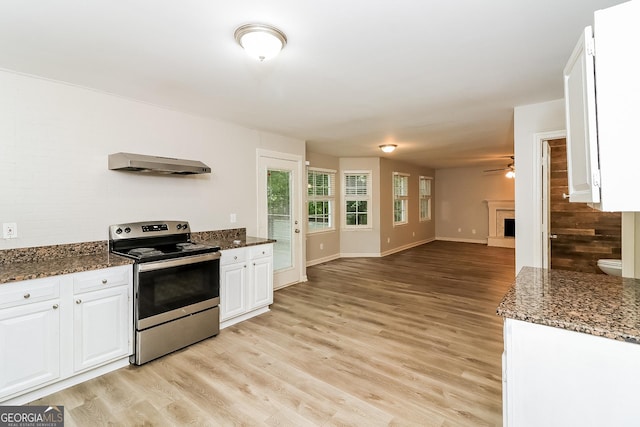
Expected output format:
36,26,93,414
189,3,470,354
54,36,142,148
230,213,237,223
3,223,17,239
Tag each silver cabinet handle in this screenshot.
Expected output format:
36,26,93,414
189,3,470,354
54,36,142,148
101,279,108,284
562,193,570,199
52,304,59,309
76,299,82,304
23,293,31,299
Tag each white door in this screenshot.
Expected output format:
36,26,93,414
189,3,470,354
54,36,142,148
257,151,303,289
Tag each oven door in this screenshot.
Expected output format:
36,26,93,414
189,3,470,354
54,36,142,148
135,252,220,330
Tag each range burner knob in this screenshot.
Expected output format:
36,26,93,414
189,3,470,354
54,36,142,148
124,227,131,233
182,223,188,230
115,228,123,234
176,224,182,230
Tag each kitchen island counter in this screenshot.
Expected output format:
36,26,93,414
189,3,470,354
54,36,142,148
497,266,640,343
499,267,640,426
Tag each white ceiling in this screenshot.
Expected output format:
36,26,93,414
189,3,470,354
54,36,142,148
0,0,625,169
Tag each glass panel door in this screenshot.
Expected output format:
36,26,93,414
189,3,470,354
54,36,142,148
257,152,302,289
267,169,292,272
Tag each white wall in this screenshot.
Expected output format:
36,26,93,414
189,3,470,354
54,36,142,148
0,70,305,249
435,166,514,243
513,99,565,272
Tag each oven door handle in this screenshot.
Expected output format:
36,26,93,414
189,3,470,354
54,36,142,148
137,252,221,272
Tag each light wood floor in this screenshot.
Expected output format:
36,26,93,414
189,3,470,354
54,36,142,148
32,241,515,426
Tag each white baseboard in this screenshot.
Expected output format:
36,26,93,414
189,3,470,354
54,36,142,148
339,252,382,258
436,236,487,245
306,254,341,267
380,238,435,257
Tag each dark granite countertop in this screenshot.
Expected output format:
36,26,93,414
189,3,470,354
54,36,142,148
498,266,640,343
0,229,273,285
194,235,276,250
0,252,133,284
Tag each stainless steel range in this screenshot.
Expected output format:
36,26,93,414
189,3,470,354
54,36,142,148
109,220,220,365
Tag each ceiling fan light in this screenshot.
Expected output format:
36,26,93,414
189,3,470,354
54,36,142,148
505,170,515,179
379,144,397,153
234,23,287,61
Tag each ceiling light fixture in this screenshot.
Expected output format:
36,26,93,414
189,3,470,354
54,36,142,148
505,169,515,179
234,23,287,61
379,144,397,153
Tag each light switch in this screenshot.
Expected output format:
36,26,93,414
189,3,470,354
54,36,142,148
230,213,237,223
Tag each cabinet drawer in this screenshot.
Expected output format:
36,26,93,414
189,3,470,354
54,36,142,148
0,277,60,310
0,277,61,310
250,244,272,259
220,248,246,266
73,266,131,294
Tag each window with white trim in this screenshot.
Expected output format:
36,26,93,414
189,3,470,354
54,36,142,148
419,176,433,221
343,171,371,228
393,172,409,225
307,168,336,233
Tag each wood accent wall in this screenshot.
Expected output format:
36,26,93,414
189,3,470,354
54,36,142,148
549,139,621,274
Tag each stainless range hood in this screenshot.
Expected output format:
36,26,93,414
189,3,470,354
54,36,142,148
108,152,211,175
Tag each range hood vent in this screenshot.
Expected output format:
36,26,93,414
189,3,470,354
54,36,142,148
108,152,211,175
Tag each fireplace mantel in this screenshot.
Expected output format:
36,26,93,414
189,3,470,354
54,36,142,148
485,200,515,248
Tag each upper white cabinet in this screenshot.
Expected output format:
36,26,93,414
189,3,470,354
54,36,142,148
564,0,640,211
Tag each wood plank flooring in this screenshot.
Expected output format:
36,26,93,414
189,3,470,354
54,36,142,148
31,241,515,426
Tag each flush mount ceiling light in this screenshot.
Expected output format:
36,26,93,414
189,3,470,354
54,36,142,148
379,144,397,153
234,23,287,61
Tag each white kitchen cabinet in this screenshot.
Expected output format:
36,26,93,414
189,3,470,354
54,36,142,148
220,248,248,321
0,265,133,405
564,1,640,211
503,318,640,426
72,267,132,373
220,244,273,328
248,245,273,310
0,277,61,400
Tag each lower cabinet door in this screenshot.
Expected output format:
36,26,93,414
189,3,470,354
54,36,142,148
220,262,247,321
250,256,273,310
73,286,129,373
0,300,61,400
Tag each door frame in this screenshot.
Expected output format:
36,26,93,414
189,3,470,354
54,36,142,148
256,149,306,288
534,130,566,269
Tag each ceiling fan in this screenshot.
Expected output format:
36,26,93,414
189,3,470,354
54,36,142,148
483,156,515,178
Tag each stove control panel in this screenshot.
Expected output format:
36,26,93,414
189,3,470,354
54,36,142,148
109,221,191,240
142,224,169,233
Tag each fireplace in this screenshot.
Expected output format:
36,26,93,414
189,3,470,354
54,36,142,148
485,200,515,248
504,218,515,237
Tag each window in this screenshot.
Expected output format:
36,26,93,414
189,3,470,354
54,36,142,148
393,172,409,225
307,168,336,233
419,176,433,221
343,171,371,228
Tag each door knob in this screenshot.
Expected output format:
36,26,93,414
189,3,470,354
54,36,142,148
550,234,558,239
295,229,300,233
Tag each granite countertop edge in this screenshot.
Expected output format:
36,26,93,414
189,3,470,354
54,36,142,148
497,266,640,344
0,253,134,285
